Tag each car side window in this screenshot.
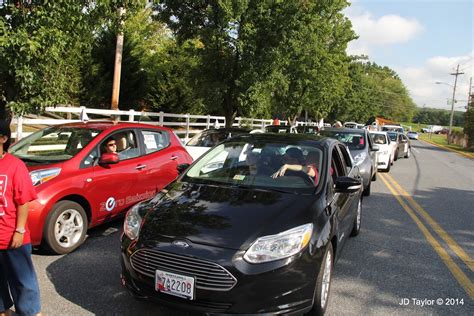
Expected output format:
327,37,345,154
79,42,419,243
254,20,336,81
114,130,140,160
338,145,352,174
332,147,346,177
140,130,170,154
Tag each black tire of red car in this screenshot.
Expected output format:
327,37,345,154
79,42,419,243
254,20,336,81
363,180,371,196
307,243,334,316
43,200,88,255
350,197,362,237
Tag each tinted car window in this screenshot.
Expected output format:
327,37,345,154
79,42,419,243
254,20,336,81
320,130,366,150
387,132,398,142
187,131,227,147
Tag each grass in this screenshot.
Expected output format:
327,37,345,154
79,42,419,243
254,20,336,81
418,133,474,158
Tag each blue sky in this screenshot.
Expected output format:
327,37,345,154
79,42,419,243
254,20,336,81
345,0,473,111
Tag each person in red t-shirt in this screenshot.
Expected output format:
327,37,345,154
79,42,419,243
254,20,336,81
0,121,42,316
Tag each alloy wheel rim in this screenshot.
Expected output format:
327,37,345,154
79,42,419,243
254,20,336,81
54,209,84,248
320,249,332,308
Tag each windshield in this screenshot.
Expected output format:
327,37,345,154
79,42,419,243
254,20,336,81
387,132,398,141
319,130,366,150
10,127,101,163
183,139,324,194
370,133,387,145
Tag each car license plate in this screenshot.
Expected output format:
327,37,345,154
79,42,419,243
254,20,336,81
155,269,195,300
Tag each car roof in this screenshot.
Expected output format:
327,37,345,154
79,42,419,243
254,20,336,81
230,132,337,146
321,127,366,133
49,121,173,132
205,127,251,133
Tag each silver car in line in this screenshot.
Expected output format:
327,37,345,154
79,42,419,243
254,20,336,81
320,128,379,196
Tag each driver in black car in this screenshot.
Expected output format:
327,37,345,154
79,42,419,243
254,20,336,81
271,147,318,184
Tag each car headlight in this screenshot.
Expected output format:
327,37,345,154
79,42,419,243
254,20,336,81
30,168,61,186
353,152,367,165
124,203,144,240
243,223,313,264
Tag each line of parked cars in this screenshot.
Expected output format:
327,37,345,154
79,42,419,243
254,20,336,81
10,120,416,315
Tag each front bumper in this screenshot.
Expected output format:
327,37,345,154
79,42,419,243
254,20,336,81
120,237,324,314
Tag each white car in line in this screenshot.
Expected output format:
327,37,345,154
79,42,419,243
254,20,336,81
369,131,393,172
185,128,251,160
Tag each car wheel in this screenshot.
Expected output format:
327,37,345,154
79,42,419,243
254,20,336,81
385,161,391,172
404,149,410,158
363,180,371,196
394,150,398,161
43,200,88,255
371,169,377,181
350,197,362,237
307,243,334,316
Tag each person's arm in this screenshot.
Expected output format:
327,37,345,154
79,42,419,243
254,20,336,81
272,164,304,178
10,203,29,248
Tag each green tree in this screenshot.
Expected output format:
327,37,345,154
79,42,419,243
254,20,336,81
154,0,355,126
0,0,144,118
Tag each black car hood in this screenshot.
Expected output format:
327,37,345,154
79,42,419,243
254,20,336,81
139,182,317,250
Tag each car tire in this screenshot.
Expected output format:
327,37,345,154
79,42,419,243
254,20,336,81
307,243,334,316
385,162,391,173
350,197,362,237
371,169,377,181
363,181,371,196
404,149,410,158
43,200,88,255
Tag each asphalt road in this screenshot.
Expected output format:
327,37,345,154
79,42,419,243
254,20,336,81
30,139,473,315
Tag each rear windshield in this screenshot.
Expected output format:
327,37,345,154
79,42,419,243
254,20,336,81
387,132,398,141
370,133,387,145
319,130,366,150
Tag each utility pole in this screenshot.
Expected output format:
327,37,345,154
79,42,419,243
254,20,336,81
447,64,464,143
111,7,125,112
468,77,472,107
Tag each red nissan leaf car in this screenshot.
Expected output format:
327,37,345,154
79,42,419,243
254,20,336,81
9,121,192,254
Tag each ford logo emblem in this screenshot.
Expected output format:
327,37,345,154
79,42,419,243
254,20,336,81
172,240,190,248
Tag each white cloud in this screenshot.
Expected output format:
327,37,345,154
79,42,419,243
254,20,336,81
346,8,424,56
396,52,474,110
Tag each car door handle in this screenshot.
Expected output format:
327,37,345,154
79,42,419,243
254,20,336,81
170,155,178,161
136,164,147,170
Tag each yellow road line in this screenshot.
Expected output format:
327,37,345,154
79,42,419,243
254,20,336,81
385,173,474,272
380,174,474,299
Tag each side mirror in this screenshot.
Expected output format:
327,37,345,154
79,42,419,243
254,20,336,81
371,144,380,151
99,152,119,165
335,176,362,193
177,163,190,174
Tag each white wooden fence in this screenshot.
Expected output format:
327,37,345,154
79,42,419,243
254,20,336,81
11,106,319,143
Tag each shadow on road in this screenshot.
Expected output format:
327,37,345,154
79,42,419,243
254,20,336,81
327,188,473,315
45,219,195,315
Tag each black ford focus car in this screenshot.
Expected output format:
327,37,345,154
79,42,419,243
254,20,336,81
120,134,363,315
